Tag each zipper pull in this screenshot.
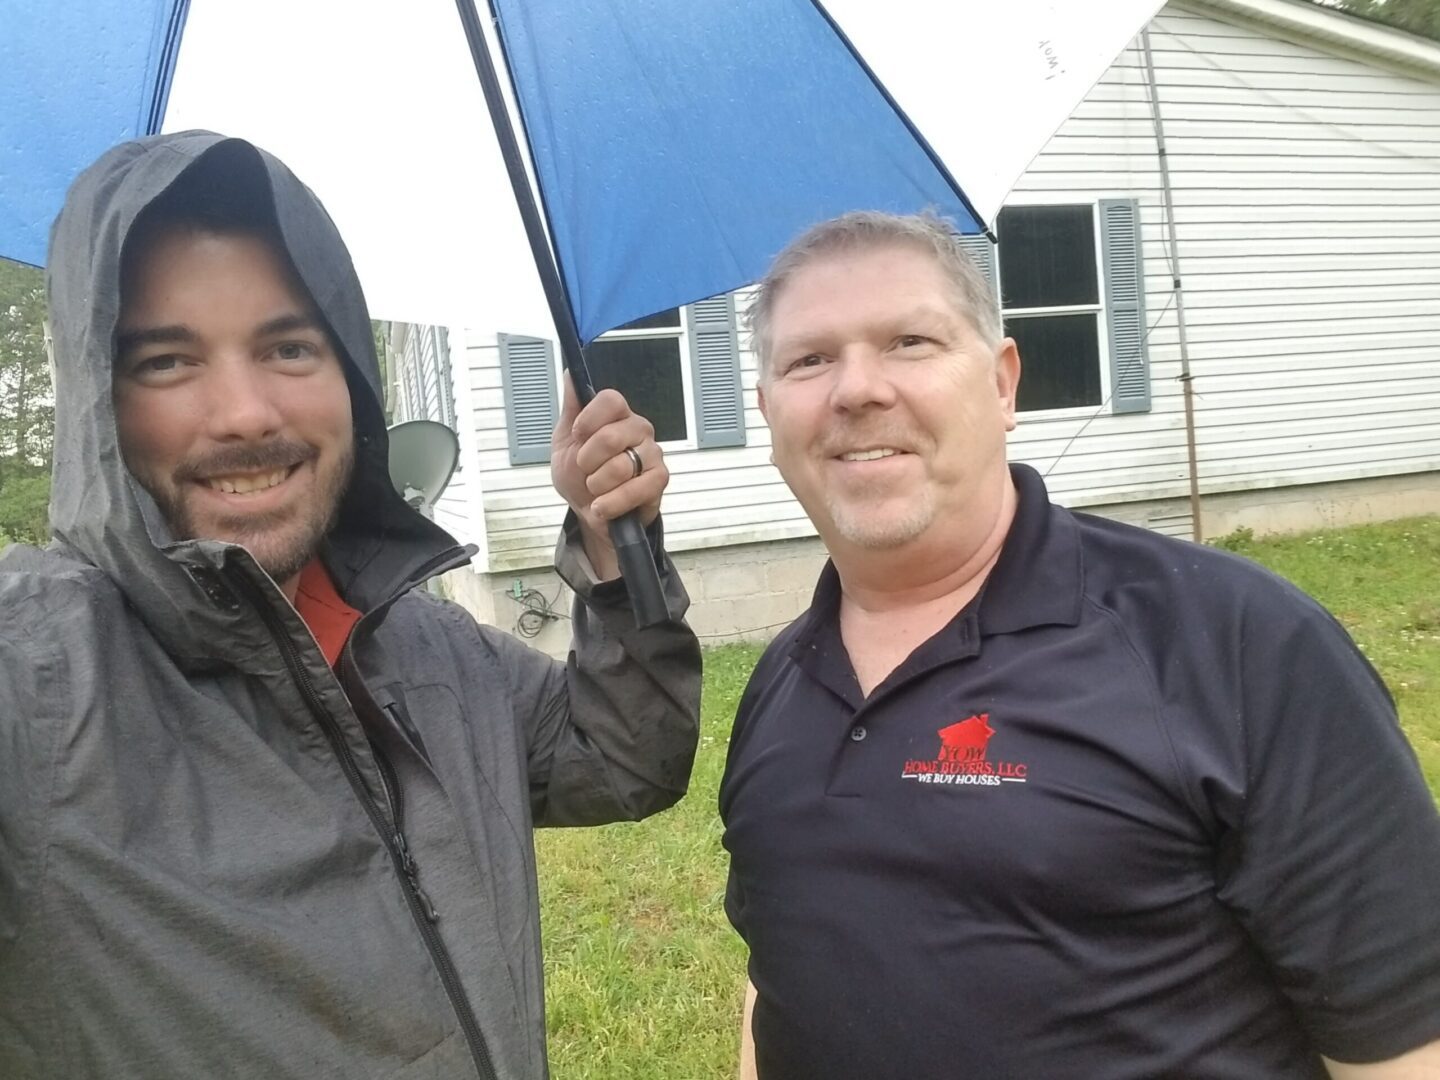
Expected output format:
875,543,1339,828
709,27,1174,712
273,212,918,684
394,830,440,922
393,829,415,874
413,883,441,924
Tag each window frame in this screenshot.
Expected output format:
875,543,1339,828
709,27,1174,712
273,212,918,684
997,200,1114,420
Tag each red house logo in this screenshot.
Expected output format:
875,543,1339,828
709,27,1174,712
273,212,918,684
936,714,995,762
901,712,1028,787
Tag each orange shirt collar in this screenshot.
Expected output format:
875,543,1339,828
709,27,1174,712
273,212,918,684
293,558,363,667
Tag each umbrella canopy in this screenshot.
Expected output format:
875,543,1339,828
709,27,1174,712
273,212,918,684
3,0,1162,342
1,1,187,269
2,0,1163,627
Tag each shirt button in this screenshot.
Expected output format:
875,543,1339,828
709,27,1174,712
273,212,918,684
850,725,867,742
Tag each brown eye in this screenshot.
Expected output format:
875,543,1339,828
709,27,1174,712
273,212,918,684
129,354,182,379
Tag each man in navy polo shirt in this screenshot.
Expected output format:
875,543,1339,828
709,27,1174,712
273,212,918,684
720,211,1440,1079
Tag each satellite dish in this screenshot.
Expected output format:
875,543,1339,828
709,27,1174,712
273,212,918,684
387,420,460,513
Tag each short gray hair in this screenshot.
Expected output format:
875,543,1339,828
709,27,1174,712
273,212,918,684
746,210,1000,379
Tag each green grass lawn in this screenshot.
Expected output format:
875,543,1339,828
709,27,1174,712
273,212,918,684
1212,517,1440,794
536,515,1440,1079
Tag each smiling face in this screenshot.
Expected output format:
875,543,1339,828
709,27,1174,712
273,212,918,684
113,226,354,590
758,242,1020,553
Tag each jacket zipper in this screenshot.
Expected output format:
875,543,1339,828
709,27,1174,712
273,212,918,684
230,570,499,1080
372,748,439,922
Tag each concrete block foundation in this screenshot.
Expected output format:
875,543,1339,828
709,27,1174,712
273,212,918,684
440,470,1440,658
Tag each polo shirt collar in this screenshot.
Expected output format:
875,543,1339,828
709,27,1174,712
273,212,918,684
979,463,1084,636
789,463,1083,701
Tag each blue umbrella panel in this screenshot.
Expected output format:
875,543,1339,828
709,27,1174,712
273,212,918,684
490,0,984,343
0,0,189,268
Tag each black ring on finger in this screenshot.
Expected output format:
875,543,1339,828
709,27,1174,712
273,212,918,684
624,446,643,479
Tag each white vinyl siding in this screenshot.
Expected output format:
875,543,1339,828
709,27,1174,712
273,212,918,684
392,323,457,430
388,322,481,554
1005,3,1440,509
462,306,790,570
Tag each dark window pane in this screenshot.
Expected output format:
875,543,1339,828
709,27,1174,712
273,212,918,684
997,205,1098,309
613,307,682,331
1008,313,1102,412
583,337,688,442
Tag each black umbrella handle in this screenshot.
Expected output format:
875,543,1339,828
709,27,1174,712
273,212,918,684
607,515,669,627
566,363,671,630
456,0,671,629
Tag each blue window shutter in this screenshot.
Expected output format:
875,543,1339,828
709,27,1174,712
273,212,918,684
498,333,557,465
687,294,745,449
1100,199,1151,414
956,233,999,312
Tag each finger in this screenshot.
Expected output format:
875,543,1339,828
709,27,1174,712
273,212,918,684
589,459,669,525
585,439,658,498
573,412,656,478
570,387,632,442
553,371,583,447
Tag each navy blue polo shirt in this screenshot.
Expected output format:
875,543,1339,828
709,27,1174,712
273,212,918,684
721,464,1440,1080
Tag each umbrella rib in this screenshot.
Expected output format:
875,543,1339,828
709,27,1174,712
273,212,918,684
146,0,192,135
804,0,992,238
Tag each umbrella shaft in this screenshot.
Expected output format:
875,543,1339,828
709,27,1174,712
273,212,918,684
455,0,671,628
453,0,595,400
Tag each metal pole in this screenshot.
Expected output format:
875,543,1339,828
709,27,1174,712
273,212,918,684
453,0,671,627
1141,28,1204,543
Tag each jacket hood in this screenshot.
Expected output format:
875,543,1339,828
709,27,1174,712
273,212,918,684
45,131,467,666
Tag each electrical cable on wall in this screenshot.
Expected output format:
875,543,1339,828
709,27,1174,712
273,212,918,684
512,586,568,639
507,580,791,643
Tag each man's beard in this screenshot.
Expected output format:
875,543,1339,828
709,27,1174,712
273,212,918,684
144,437,355,585
825,484,936,550
815,423,935,549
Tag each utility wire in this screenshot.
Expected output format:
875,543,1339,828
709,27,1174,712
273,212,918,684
1041,290,1178,478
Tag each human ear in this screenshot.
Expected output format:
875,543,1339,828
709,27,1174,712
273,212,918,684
995,338,1021,432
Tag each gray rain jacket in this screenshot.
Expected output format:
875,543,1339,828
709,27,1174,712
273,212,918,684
0,133,701,1079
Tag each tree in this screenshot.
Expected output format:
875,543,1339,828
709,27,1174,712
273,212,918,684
1322,0,1440,40
0,257,53,546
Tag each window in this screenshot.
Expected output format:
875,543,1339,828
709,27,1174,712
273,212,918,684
584,308,691,444
999,205,1103,412
984,199,1151,416
499,294,744,466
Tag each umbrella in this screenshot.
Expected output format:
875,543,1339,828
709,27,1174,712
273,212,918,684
0,0,1164,621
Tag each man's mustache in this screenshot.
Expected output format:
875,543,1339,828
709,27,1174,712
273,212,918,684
173,440,317,483
816,425,923,457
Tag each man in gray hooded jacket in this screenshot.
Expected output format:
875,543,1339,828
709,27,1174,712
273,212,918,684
0,132,702,1079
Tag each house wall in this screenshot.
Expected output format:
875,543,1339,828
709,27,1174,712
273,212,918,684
438,1,1439,576
1010,3,1440,515
452,294,791,573
390,323,486,560
386,1,1440,653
